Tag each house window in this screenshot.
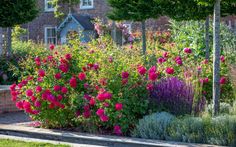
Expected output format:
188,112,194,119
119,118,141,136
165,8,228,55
80,0,94,9
44,27,57,45
45,0,54,12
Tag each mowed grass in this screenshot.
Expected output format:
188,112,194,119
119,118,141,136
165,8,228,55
0,139,70,147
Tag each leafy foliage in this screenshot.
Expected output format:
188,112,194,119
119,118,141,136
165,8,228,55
0,0,38,27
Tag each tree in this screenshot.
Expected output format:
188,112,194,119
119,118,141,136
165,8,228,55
107,0,162,55
0,0,38,56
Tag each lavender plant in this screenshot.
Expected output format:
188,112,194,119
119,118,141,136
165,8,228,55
150,77,194,115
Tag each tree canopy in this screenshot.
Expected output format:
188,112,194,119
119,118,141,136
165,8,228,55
0,0,39,28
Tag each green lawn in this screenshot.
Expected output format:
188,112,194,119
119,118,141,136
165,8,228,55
0,139,69,147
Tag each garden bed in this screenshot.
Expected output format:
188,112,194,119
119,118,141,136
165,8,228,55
0,85,19,114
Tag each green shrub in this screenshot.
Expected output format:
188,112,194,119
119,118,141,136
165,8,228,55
132,112,175,140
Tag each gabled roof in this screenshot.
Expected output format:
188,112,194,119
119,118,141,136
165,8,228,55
58,13,94,32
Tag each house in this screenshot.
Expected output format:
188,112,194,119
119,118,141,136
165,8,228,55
0,0,236,46
19,0,170,44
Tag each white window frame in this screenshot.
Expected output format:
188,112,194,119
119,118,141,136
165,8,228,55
44,27,57,45
80,0,94,9
45,0,54,12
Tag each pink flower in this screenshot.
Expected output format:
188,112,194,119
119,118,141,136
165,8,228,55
83,111,91,118
157,57,166,64
23,101,31,110
83,105,90,111
35,86,42,93
61,87,68,94
100,115,109,122
10,84,17,91
96,108,105,116
166,67,174,75
57,95,63,101
103,102,110,107
38,69,45,77
34,57,41,66
16,101,24,109
220,55,225,62
176,59,183,65
26,89,33,97
31,96,37,102
84,94,91,100
163,52,169,58
37,77,43,82
78,72,86,81
115,103,123,111
54,73,62,80
184,48,192,54
65,54,72,60
220,77,227,84
49,44,55,50
69,77,77,88
89,98,96,106
137,66,146,75
93,63,99,71
114,125,122,135
97,92,112,101
11,91,18,97
146,83,154,91
204,78,209,83
99,78,108,86
121,71,129,79
53,85,61,91
148,72,158,81
59,64,69,73
149,66,157,74
84,83,89,89
34,101,41,108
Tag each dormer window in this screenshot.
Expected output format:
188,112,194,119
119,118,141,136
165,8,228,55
80,0,94,9
45,0,54,12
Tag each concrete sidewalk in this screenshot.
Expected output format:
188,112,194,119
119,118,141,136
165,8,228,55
0,112,224,147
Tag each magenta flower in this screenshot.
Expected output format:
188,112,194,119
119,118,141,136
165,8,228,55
38,69,45,77
78,72,86,81
114,125,122,135
137,66,147,75
165,67,174,75
69,77,77,88
65,54,72,60
121,71,129,79
26,89,33,97
49,44,55,50
54,73,62,80
61,87,68,94
34,101,41,108
100,115,109,122
97,92,112,101
148,72,158,81
220,55,225,62
157,57,166,64
184,48,192,54
96,108,105,116
149,66,157,74
115,103,123,111
163,52,169,58
220,77,227,84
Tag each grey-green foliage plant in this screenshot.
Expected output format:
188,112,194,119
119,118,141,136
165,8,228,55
133,112,236,146
132,112,175,140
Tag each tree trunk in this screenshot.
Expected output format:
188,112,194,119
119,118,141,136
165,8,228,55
141,20,146,55
205,16,210,60
6,27,12,56
0,27,2,56
213,0,221,116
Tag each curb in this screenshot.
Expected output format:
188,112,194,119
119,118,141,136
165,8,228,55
0,124,222,147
